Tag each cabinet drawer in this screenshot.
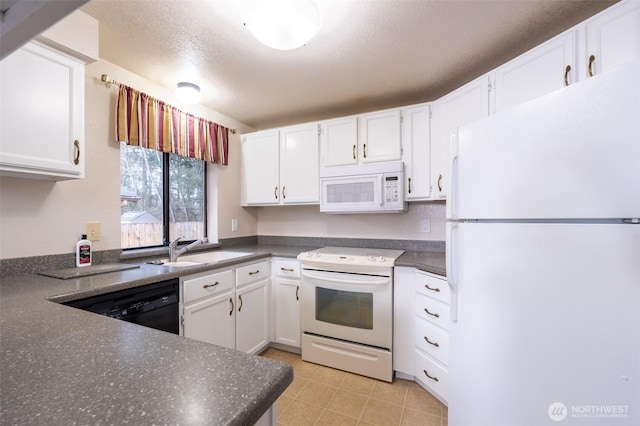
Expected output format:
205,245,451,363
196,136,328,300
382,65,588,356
274,259,300,278
236,260,270,287
415,293,450,331
415,316,449,366
415,272,450,304
183,270,234,304
414,348,448,403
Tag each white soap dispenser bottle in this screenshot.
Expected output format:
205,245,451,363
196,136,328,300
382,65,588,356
76,234,92,267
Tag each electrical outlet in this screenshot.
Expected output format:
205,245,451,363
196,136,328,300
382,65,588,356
86,222,101,241
420,219,431,233
231,219,238,232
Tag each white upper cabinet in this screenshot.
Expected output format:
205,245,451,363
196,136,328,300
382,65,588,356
320,110,402,167
0,41,85,180
358,109,403,164
584,0,640,78
432,74,490,200
320,117,358,167
242,124,319,206
492,31,577,113
241,130,280,205
401,104,432,201
279,123,320,204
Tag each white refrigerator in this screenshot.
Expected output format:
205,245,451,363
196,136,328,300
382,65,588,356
446,61,640,426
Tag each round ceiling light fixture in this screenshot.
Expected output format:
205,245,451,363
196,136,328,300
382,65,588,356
176,82,201,104
242,0,321,51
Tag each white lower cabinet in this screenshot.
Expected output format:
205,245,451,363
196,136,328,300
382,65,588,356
181,260,270,355
272,259,301,349
394,267,449,405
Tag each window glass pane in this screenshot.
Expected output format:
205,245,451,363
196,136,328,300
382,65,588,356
169,153,205,242
120,143,164,248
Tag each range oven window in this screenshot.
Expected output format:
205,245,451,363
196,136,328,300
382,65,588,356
315,287,373,330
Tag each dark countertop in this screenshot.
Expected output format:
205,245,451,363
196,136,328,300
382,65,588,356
0,244,444,425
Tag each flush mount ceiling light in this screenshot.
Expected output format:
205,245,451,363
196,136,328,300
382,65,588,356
242,0,321,51
176,82,201,104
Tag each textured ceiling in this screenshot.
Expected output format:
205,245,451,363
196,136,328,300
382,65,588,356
81,0,617,130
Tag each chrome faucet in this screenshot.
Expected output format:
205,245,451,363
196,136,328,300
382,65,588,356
169,236,208,262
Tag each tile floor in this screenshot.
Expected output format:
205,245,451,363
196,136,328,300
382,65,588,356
260,348,448,426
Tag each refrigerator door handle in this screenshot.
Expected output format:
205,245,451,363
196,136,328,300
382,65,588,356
447,129,460,219
446,222,459,322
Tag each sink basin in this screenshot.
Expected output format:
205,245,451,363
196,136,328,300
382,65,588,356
151,251,253,267
160,261,203,267
179,250,254,264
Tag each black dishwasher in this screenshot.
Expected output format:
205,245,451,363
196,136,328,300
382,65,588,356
64,279,179,334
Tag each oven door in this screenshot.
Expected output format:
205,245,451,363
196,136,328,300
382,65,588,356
300,268,392,349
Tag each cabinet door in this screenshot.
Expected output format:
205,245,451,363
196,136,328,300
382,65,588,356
236,279,269,354
274,276,301,348
493,30,576,113
432,74,489,199
241,130,280,205
585,0,640,78
358,109,402,164
0,41,84,180
280,123,320,204
183,292,235,350
402,104,431,200
320,117,358,167
393,267,416,377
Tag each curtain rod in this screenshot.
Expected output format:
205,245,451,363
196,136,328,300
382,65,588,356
100,74,237,134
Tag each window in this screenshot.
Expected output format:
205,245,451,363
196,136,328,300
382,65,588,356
120,143,206,249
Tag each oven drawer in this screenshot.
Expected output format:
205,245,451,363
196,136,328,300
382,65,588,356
183,270,234,304
415,293,450,331
415,316,449,365
414,348,448,403
415,272,449,304
236,260,270,287
274,259,300,278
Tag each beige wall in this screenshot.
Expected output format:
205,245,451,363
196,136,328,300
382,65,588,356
0,58,254,259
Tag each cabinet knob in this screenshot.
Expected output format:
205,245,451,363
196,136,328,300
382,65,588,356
588,54,596,77
73,140,80,165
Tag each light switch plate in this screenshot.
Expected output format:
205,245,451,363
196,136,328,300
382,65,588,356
86,222,101,241
231,219,238,232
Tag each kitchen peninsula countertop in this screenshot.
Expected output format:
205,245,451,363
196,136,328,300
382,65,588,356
0,244,444,424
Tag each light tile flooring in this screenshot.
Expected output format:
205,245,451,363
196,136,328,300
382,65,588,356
260,348,448,426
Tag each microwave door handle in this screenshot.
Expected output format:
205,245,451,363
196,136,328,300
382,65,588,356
380,176,385,206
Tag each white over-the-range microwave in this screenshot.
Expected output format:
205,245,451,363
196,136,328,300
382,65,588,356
319,161,408,214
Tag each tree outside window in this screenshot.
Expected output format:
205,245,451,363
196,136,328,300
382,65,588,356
120,143,205,249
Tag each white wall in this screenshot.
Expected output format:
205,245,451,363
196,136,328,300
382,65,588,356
0,58,253,259
256,202,446,242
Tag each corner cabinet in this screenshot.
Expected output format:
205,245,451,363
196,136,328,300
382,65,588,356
241,124,319,206
180,260,270,355
0,41,85,180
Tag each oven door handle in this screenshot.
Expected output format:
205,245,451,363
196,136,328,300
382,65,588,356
301,270,390,286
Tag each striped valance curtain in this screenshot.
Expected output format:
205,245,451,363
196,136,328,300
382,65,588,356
116,84,229,165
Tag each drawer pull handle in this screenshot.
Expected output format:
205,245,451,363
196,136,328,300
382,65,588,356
203,282,219,289
282,186,286,199
296,285,299,301
363,143,367,158
281,267,294,272
238,295,243,312
73,140,80,165
424,308,440,318
563,64,571,86
424,336,440,347
248,270,260,276
229,298,234,316
352,144,356,160
274,186,278,199
425,284,440,292
408,177,412,194
423,369,439,382
437,174,443,192
588,54,596,77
